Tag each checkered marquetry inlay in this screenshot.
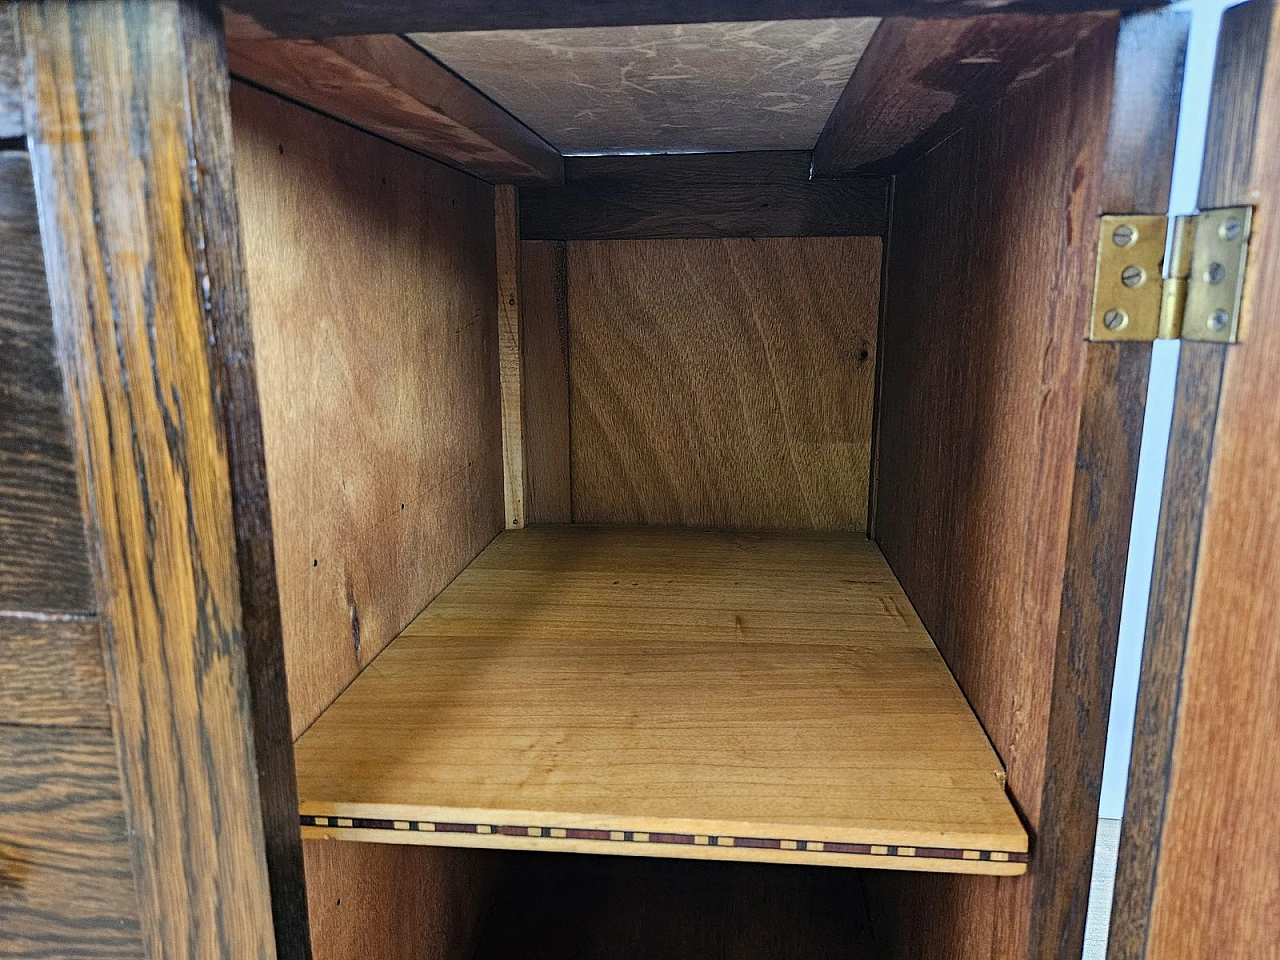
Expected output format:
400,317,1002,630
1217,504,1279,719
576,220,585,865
299,815,1027,864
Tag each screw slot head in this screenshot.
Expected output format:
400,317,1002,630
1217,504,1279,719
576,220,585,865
1206,262,1226,285
1220,218,1243,241
1103,309,1129,331
1112,225,1136,247
1121,265,1145,287
1209,309,1230,331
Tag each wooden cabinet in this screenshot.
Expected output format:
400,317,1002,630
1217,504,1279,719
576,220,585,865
2,1,1277,959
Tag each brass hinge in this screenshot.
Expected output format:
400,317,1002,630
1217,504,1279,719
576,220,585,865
1088,206,1253,343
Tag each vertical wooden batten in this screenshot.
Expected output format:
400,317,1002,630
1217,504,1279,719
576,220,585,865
495,184,526,529
17,1,308,957
519,240,572,524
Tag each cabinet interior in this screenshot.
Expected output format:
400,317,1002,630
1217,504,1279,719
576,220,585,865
226,9,1125,959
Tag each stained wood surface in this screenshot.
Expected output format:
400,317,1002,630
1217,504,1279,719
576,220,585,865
519,241,571,523
0,151,93,614
519,176,889,240
304,841,506,960
294,527,1028,874
1025,11,1187,960
231,82,504,737
0,615,107,728
569,237,880,531
228,0,1169,41
0,725,143,959
0,6,19,137
563,150,815,185
812,15,1110,176
224,17,561,183
868,16,1119,960
495,185,526,529
1114,3,1280,957
18,3,308,957
412,20,877,155
473,853,877,960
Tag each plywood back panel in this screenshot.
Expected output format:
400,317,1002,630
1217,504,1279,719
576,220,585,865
231,82,504,737
568,237,881,531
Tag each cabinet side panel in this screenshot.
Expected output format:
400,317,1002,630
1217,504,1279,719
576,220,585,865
231,82,504,738
303,841,507,960
870,17,1119,960
568,236,881,532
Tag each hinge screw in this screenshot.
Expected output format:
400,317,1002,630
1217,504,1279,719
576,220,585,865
1112,224,1136,247
1121,266,1145,287
1209,309,1230,331
1220,218,1243,241
1206,262,1226,284
1104,309,1129,331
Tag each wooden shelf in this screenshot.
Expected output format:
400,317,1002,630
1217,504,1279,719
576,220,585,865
294,526,1028,875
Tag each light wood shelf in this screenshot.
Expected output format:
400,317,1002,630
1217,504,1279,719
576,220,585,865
294,526,1028,875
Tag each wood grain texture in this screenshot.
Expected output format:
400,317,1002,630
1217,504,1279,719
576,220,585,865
412,20,878,155
473,853,877,960
0,150,93,615
0,614,108,728
295,527,1027,873
563,150,815,185
519,240,571,523
495,184,526,530
304,841,506,960
1026,11,1186,960
225,25,562,183
1114,3,1280,958
519,177,889,240
868,17,1118,960
812,14,1109,177
18,2,308,957
569,237,881,530
227,0,1169,41
0,725,142,959
231,81,504,736
1108,9,1267,959
0,6,20,137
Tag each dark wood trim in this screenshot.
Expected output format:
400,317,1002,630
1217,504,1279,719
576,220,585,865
519,175,889,240
226,0,1171,42
1109,3,1274,958
563,151,814,185
812,14,1112,178
0,149,94,615
1025,11,1188,960
0,614,109,728
0,6,20,137
17,1,309,958
0,724,144,958
224,12,562,184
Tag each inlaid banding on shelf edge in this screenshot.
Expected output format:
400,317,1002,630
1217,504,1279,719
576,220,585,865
299,815,1029,864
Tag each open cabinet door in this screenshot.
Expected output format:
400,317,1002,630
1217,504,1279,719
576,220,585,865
1109,1,1280,958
